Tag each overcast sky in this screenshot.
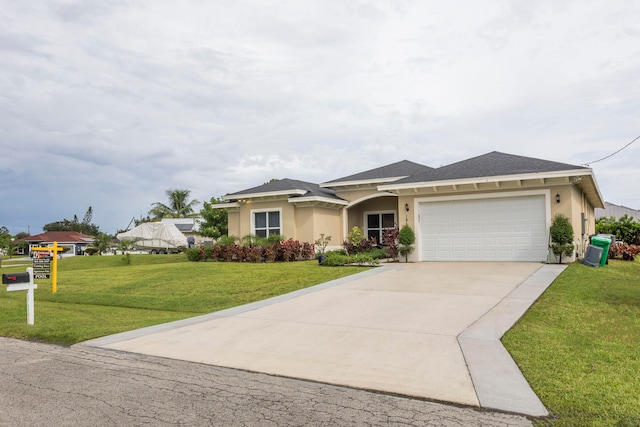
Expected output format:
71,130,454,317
1,0,639,236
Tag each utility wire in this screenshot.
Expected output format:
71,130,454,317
583,134,640,166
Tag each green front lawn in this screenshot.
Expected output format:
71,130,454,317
503,259,640,426
0,255,366,345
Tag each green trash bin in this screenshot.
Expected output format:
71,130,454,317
590,235,612,267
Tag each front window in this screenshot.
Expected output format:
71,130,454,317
253,210,281,238
366,212,395,244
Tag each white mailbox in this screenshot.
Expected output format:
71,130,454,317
3,267,38,325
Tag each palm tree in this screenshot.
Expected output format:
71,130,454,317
149,189,200,220
86,233,113,255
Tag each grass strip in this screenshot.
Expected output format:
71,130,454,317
503,259,640,426
0,255,367,345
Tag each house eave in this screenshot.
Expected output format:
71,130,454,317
209,202,241,210
288,196,349,209
223,189,307,201
379,169,591,191
378,168,605,209
320,176,409,189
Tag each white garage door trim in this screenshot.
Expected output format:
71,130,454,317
414,190,551,262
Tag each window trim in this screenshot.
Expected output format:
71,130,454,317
363,210,397,244
251,208,283,237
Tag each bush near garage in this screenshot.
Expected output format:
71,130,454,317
320,250,379,267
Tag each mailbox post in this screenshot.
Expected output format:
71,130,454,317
2,267,38,325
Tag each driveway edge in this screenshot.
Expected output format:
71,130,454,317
81,265,395,348
458,263,567,417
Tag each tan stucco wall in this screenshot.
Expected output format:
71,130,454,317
227,210,241,239
294,207,342,244
548,184,596,256
226,201,342,244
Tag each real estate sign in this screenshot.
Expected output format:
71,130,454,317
32,252,51,279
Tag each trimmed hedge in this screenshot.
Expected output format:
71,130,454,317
186,238,315,262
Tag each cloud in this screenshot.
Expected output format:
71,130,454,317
1,0,639,235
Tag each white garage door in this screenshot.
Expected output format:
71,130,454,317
420,195,548,261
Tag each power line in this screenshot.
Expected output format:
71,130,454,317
583,134,640,166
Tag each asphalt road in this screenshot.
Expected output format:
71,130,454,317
0,337,532,426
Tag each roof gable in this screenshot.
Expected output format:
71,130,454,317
322,160,434,187
392,152,587,184
225,178,343,201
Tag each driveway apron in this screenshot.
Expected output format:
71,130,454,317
83,262,565,416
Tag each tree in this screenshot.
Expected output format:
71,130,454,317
199,196,228,239
398,225,416,262
43,207,100,236
596,215,640,244
550,214,574,264
82,206,93,226
87,233,113,255
149,189,200,220
0,226,10,249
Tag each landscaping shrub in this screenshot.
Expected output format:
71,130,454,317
609,242,640,261
342,226,377,254
596,215,640,244
366,247,388,260
186,248,201,262
302,242,315,260
320,250,379,267
186,236,314,263
382,226,399,261
398,225,415,262
277,238,302,262
550,214,574,264
321,251,350,266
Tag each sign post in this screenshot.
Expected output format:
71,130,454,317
30,241,63,293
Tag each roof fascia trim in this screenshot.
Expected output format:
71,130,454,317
379,169,591,191
289,196,349,206
209,202,241,209
224,189,307,201
320,176,408,188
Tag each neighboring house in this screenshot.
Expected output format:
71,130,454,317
159,217,204,245
17,231,94,256
212,152,605,262
595,202,640,221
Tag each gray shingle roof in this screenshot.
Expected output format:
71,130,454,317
323,160,434,185
392,151,587,184
226,178,344,200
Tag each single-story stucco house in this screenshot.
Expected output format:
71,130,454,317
212,151,604,262
17,231,94,256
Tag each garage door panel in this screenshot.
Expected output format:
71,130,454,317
420,195,547,262
451,237,465,245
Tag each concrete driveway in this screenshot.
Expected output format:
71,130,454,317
83,262,565,417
